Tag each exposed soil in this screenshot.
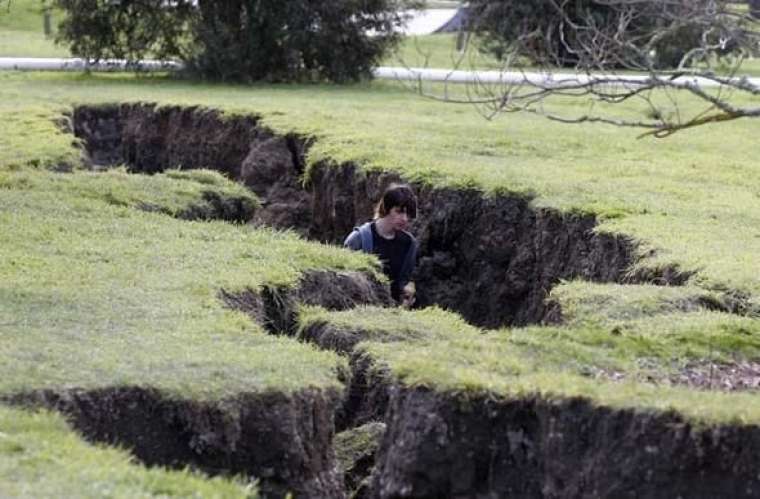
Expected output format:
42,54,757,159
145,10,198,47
296,315,397,493
579,359,760,394
309,164,653,328
297,319,395,431
298,315,426,356
673,360,760,391
147,189,256,223
370,385,760,499
335,352,393,432
8,387,343,499
73,103,313,233
74,104,259,177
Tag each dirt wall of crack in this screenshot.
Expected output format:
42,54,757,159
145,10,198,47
220,270,392,336
7,387,343,498
369,385,760,499
70,102,679,328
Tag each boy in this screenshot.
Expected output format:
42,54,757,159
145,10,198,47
344,184,419,307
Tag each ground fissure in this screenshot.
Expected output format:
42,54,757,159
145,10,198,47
70,102,703,329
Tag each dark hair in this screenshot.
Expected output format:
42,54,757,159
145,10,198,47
375,183,417,219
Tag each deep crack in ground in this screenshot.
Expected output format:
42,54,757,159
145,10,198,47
70,102,709,328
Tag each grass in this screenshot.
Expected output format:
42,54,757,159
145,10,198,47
0,0,69,57
422,1,462,8
298,304,479,345
299,305,760,424
0,164,381,400
524,280,760,373
372,334,760,424
0,167,259,218
548,280,726,324
385,34,504,71
0,406,257,498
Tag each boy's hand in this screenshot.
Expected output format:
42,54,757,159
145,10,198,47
401,282,416,309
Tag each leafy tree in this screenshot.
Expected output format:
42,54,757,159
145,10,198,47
54,0,420,82
55,0,193,64
188,0,419,82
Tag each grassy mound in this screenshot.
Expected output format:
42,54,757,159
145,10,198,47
1,166,258,221
0,165,377,399
300,305,760,423
0,406,255,498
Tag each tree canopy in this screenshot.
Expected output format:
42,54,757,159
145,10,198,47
55,0,421,83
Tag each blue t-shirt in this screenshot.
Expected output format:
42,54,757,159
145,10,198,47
370,222,413,301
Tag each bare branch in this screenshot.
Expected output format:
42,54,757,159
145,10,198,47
404,0,760,137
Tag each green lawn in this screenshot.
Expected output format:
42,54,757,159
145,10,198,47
387,33,504,70
1,167,259,218
0,0,69,57
0,29,70,57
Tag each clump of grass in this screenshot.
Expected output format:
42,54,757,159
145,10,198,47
548,280,725,325
165,169,230,186
334,421,386,475
0,406,257,498
539,280,760,363
1,166,258,220
298,304,478,346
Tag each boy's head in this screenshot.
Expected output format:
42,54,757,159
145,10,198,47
375,183,417,220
